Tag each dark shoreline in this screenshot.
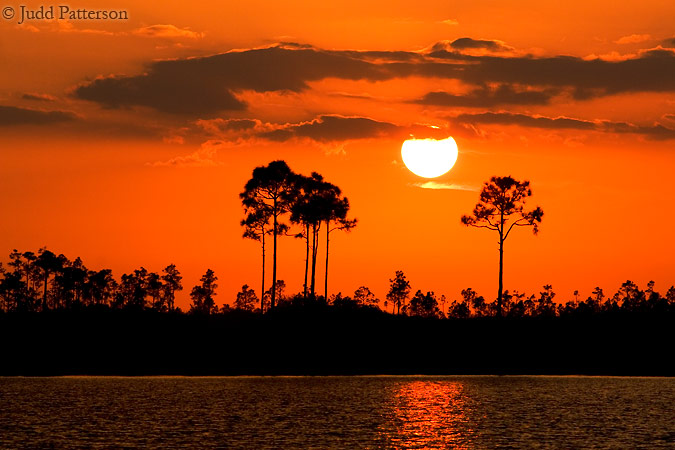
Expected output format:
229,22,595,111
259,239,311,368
2,309,672,377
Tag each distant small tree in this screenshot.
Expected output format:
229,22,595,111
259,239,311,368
645,281,657,304
0,270,27,311
265,279,286,306
234,284,258,311
146,272,163,310
461,287,487,317
506,290,528,318
118,267,148,310
617,280,643,311
190,269,218,314
535,284,557,317
6,250,31,310
161,264,183,311
438,295,447,318
406,290,441,318
386,270,411,315
353,286,379,307
461,176,543,317
34,248,63,311
666,286,675,306
499,290,513,316
448,299,471,319
87,269,116,306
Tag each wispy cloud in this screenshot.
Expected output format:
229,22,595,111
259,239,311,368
18,20,205,40
615,34,651,44
150,140,225,167
414,181,478,191
440,19,459,26
22,93,57,102
133,24,204,39
17,19,115,35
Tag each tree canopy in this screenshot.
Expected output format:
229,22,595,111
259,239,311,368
461,176,543,317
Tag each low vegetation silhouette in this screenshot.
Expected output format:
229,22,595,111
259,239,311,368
1,245,672,318
0,162,673,375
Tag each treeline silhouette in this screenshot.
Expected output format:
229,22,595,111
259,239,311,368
1,165,673,375
1,247,673,319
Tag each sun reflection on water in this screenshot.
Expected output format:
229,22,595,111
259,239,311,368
385,380,475,449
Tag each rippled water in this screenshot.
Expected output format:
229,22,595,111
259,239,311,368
1,376,673,449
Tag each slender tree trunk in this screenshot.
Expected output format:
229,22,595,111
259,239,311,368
310,223,318,298
272,206,278,310
261,231,265,313
303,223,309,299
324,222,329,302
497,208,505,318
497,235,504,317
43,271,49,311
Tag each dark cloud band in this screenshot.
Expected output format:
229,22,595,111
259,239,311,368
416,85,557,107
72,42,675,116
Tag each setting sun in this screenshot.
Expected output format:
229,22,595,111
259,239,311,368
401,137,459,178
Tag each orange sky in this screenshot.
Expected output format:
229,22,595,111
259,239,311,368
1,0,674,308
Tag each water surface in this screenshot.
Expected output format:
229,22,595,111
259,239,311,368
1,376,673,449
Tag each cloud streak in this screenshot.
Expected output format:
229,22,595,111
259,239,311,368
0,105,76,126
150,140,225,167
615,34,651,44
414,181,478,191
454,112,675,140
133,24,204,39
259,115,402,142
22,93,57,102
